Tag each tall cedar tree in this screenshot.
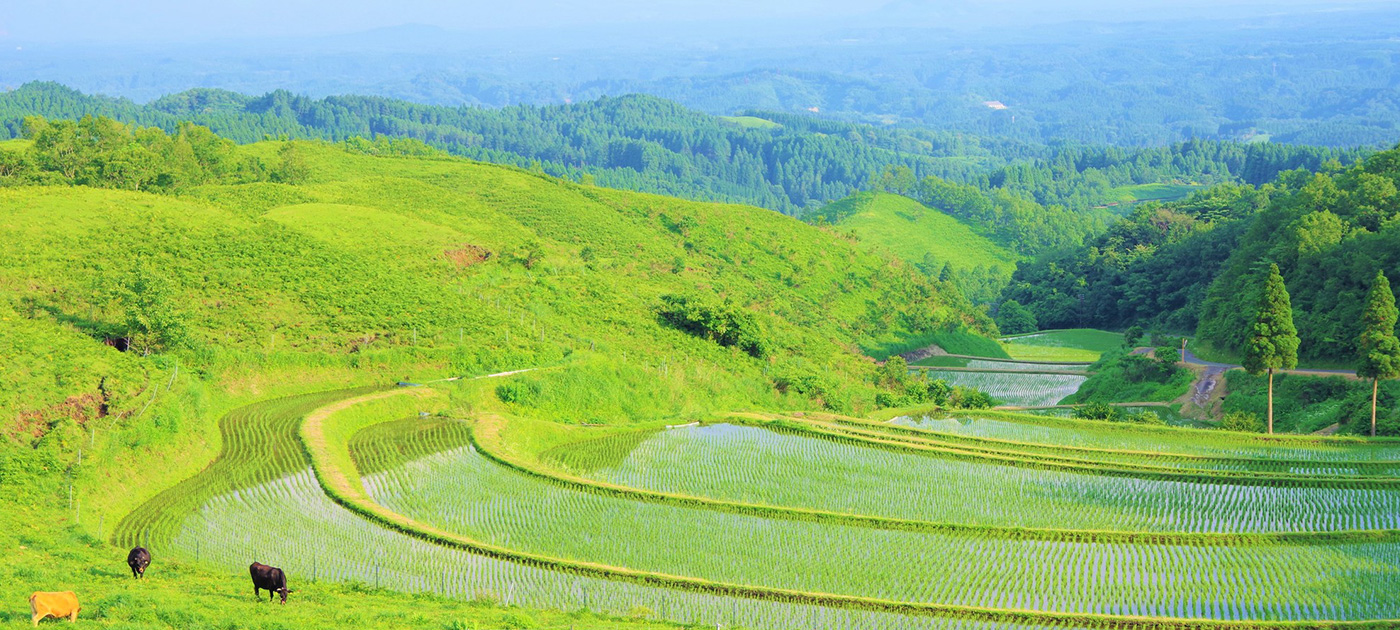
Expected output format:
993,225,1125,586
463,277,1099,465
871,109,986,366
1243,263,1299,434
1357,271,1400,436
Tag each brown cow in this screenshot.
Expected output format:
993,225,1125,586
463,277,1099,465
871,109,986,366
249,562,292,604
29,591,79,626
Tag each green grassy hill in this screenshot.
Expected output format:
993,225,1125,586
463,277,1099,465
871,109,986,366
815,191,1018,302
0,134,1000,629
0,135,993,521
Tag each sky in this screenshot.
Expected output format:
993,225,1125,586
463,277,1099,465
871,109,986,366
2,0,1395,44
0,0,881,42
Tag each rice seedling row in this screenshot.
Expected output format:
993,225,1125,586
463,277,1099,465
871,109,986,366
808,416,1400,478
357,442,1400,621
892,415,1400,463
114,386,385,550
567,424,1400,533
921,370,1087,407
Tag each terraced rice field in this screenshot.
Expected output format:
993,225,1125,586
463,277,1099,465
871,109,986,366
919,369,1087,407
563,424,1400,532
120,387,1400,629
173,468,1049,630
361,444,1400,620
805,415,1400,478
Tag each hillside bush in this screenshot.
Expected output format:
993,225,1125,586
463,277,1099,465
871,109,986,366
1074,401,1121,421
1221,411,1265,433
1066,348,1192,404
657,294,770,359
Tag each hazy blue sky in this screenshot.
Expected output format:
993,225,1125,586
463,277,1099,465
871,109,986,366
3,0,1395,43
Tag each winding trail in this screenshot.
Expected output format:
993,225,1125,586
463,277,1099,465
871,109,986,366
1181,348,1358,379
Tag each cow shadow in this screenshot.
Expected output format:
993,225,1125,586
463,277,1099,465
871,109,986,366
87,566,128,579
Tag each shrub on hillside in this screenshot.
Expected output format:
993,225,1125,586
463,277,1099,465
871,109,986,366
1221,411,1265,433
1074,401,1120,421
1069,347,1192,405
874,372,952,409
657,294,770,358
495,380,542,406
947,385,995,409
1125,410,1165,425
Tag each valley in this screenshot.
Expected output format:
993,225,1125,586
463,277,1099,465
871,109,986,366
4,8,1400,623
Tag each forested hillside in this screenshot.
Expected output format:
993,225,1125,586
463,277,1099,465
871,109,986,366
0,82,1364,218
1002,147,1400,365
11,8,1400,148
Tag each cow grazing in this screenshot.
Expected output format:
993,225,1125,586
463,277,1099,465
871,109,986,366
29,591,79,626
127,547,151,579
249,562,292,603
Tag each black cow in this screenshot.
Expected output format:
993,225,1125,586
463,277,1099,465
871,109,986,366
127,547,151,579
249,562,292,603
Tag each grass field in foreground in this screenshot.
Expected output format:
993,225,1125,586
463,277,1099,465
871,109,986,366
0,505,684,630
1000,329,1126,362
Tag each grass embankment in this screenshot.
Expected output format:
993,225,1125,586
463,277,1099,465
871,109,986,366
877,407,1400,447
893,330,1012,361
801,413,1400,479
999,329,1124,362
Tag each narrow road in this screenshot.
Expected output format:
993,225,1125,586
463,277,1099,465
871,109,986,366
1180,350,1231,408
1180,349,1357,378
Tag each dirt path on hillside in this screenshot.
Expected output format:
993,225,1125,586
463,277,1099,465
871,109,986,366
898,344,948,363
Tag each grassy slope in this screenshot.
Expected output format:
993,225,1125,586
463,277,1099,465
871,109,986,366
0,506,684,630
1,141,995,627
1103,183,1202,205
823,191,1017,275
718,115,782,129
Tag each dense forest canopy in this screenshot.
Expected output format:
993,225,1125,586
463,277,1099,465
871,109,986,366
1002,147,1400,364
0,82,1365,220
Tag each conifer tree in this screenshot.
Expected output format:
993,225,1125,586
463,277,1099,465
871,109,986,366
1243,263,1299,434
1357,271,1400,437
